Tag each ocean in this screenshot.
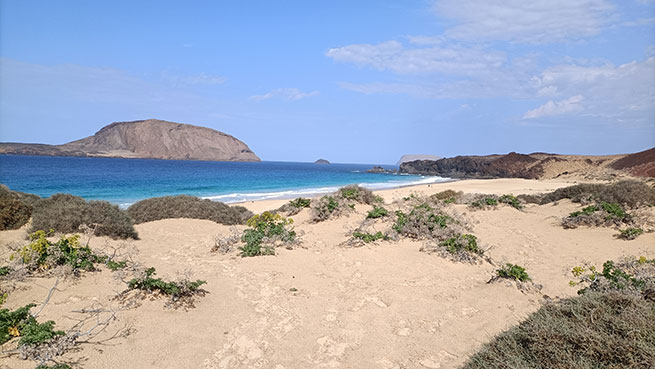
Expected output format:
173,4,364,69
0,155,451,207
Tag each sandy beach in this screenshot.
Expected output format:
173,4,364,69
1,178,653,369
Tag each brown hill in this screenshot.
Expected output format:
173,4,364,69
0,119,260,162
609,148,655,177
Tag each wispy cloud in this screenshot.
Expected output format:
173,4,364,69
326,40,506,75
161,71,226,86
249,88,319,101
523,95,585,119
434,0,615,44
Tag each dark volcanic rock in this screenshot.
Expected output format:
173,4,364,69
609,147,655,177
400,152,541,179
314,159,330,164
366,166,396,173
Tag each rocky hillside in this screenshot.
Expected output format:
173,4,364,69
400,149,655,179
0,119,260,162
397,154,441,165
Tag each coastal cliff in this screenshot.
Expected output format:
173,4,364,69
0,119,260,162
399,149,655,179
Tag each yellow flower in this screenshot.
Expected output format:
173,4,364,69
8,326,20,337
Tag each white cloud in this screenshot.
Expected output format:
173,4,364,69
249,88,319,101
326,40,506,75
434,0,615,43
523,95,585,119
524,57,655,122
162,71,226,85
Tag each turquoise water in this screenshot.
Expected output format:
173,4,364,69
0,155,450,207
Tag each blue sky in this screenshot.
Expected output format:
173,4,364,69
0,0,654,164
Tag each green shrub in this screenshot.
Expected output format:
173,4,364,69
128,267,206,298
337,185,377,204
106,260,127,270
0,266,10,277
11,231,105,274
571,257,655,297
31,194,137,239
366,206,388,219
1,304,64,346
127,195,252,225
289,197,311,208
393,203,455,238
462,291,655,369
564,202,632,229
471,197,498,207
541,180,655,208
352,231,389,243
499,194,522,210
618,227,644,240
239,212,296,257
36,364,72,369
310,195,343,222
439,234,481,255
496,263,531,282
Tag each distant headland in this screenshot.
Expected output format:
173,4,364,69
0,119,260,162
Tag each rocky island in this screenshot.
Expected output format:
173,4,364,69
0,119,260,162
314,159,330,164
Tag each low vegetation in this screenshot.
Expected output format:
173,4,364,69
470,194,522,210
31,194,138,239
239,212,296,257
495,263,531,282
562,201,633,229
352,231,389,243
310,185,380,222
127,195,252,225
125,267,207,309
0,185,40,231
366,206,388,219
276,197,311,215
540,180,655,208
618,227,644,240
466,256,655,368
462,291,655,369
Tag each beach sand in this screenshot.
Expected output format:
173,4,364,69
1,178,653,369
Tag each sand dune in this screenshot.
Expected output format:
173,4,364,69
1,179,653,369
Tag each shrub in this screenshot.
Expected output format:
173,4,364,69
392,203,456,239
310,195,344,222
127,195,252,225
499,194,522,210
471,197,498,208
276,197,311,215
352,231,389,243
126,267,206,308
31,194,137,239
462,291,655,369
570,257,655,297
563,202,632,229
337,185,378,204
618,227,644,240
366,206,388,219
540,180,655,208
0,185,41,231
496,263,531,282
36,365,72,369
1,304,65,346
11,231,106,275
239,212,296,257
430,189,460,201
439,234,481,255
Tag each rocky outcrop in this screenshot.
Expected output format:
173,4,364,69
366,166,396,174
0,119,260,162
400,152,541,179
397,154,441,165
314,159,330,164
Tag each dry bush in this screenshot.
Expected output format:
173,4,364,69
561,202,633,230
127,195,252,225
572,257,655,299
31,194,137,239
541,180,655,208
462,291,655,369
337,185,379,205
310,195,351,222
275,197,311,216
0,185,40,231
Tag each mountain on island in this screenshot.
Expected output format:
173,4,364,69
0,119,260,162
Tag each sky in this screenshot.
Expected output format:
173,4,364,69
0,0,654,164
